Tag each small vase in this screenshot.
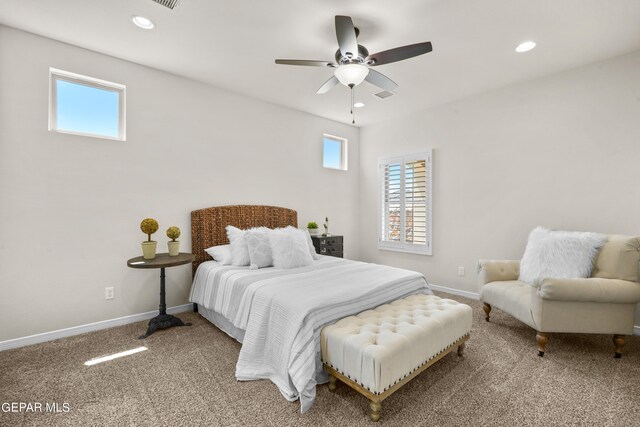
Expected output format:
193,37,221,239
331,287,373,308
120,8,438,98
141,241,157,260
168,241,180,257
308,228,320,236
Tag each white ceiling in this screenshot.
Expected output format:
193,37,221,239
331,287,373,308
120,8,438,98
1,0,640,127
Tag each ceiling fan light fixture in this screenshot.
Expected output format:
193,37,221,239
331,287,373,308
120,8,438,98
515,41,536,53
334,64,369,87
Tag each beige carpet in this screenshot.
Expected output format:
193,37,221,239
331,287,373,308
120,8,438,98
1,294,639,427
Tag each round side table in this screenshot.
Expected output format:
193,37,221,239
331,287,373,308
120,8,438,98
127,252,194,339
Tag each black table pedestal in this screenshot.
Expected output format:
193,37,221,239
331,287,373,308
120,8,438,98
138,266,191,339
139,313,190,339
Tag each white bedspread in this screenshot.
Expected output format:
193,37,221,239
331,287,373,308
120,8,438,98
190,256,431,413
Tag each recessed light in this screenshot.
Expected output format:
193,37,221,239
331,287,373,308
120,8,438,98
515,41,536,53
354,102,365,108
132,16,155,30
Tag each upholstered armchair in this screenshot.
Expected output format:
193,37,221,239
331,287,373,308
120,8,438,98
479,235,640,357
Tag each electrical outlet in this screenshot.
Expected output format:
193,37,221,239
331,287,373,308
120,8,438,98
457,266,465,276
105,287,115,300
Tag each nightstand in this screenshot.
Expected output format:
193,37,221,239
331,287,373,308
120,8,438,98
127,252,194,339
311,235,343,258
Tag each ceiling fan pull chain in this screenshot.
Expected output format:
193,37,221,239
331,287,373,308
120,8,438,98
351,86,355,124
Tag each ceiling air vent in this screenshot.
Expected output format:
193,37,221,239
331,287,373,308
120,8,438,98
374,91,395,99
152,0,180,9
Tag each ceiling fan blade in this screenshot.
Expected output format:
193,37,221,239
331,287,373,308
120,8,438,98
366,42,433,66
316,76,339,94
275,59,337,67
365,69,398,92
335,15,358,59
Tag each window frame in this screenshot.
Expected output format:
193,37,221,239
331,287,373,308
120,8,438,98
378,149,433,255
322,134,348,171
49,68,126,141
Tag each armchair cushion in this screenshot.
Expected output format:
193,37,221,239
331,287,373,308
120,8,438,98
592,235,640,282
538,277,640,304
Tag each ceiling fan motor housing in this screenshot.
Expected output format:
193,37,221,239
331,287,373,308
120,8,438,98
335,45,370,64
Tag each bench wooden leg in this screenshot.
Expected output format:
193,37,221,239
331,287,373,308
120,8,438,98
536,332,548,357
483,303,491,322
613,335,625,359
370,401,381,422
328,374,337,391
457,343,466,357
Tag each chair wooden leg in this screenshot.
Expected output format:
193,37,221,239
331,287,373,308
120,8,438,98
328,374,337,391
613,335,625,359
370,401,381,422
483,303,491,322
536,332,548,357
457,343,466,357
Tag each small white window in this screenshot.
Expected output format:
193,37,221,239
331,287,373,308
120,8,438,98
378,150,433,255
49,68,126,141
323,134,347,170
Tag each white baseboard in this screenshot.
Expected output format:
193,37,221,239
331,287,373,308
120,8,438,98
635,326,640,336
0,303,193,352
429,283,480,300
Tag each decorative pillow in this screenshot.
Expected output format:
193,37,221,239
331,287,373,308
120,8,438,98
226,225,269,266
245,230,273,269
269,227,314,269
204,244,232,265
303,229,320,260
518,226,606,285
592,235,640,282
226,225,250,266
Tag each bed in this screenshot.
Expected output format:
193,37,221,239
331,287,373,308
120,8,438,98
189,205,432,412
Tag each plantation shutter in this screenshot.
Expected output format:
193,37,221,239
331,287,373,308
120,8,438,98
381,157,403,243
379,151,432,254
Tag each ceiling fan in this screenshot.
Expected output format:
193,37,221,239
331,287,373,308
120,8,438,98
275,15,433,96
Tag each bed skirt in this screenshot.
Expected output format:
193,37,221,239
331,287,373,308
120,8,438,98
197,304,246,343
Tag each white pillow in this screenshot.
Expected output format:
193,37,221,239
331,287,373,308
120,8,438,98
226,225,271,266
204,244,232,265
226,225,250,266
518,226,606,285
269,227,314,269
245,230,273,269
303,229,320,260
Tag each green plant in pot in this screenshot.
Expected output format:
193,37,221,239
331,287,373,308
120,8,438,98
140,218,159,260
166,226,181,257
307,221,320,236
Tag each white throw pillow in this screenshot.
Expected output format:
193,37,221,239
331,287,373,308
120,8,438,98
303,229,320,260
518,226,606,285
226,225,269,266
269,227,314,269
204,244,232,265
245,230,273,269
226,225,250,266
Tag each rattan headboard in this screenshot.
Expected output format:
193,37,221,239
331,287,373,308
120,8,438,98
191,205,298,275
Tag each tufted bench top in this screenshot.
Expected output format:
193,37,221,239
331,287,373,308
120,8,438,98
321,294,472,395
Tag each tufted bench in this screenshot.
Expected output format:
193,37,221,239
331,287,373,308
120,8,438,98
320,294,472,421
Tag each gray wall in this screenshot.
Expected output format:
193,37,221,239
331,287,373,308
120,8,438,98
0,26,360,341
359,50,640,324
